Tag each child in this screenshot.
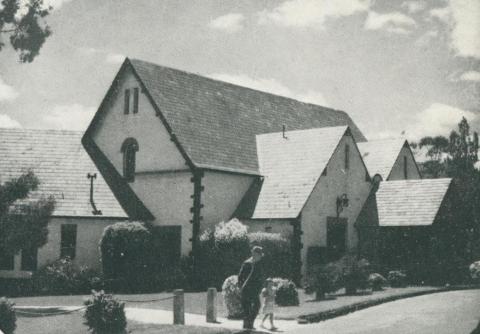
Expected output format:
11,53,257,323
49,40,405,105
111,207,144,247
261,278,277,331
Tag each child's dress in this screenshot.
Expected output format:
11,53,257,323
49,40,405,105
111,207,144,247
261,287,276,314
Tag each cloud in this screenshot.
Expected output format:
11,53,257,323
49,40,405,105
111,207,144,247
0,114,22,128
209,73,328,106
42,104,96,130
209,13,245,33
406,103,477,139
0,77,19,102
365,11,416,34
429,1,480,58
105,53,125,64
258,0,371,28
401,1,427,14
459,71,480,82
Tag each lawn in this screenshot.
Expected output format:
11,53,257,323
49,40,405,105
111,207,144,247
15,312,238,334
11,286,442,320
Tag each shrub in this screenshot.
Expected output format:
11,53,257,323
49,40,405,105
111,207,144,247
32,257,78,295
469,260,480,283
198,219,250,289
0,298,16,334
222,275,243,319
100,221,153,289
388,270,407,287
271,278,299,306
307,263,342,300
368,273,387,291
339,256,371,295
249,232,293,279
84,290,127,334
76,267,104,293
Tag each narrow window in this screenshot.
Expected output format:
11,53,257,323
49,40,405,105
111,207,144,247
0,249,14,270
124,89,130,114
61,224,77,259
322,167,327,176
121,138,139,182
403,156,408,179
365,171,370,182
21,246,38,271
265,226,272,233
345,144,350,170
133,88,139,114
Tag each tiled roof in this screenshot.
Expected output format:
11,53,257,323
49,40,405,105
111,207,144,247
0,128,127,218
250,126,348,219
375,178,451,226
358,139,406,180
128,58,366,174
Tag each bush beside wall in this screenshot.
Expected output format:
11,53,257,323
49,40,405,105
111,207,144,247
84,291,127,334
0,298,16,334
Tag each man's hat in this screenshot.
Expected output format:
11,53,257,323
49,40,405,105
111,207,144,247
252,246,264,256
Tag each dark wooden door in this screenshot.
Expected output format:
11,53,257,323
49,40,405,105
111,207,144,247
327,217,347,261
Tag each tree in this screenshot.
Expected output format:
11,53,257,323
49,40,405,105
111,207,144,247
0,171,55,256
0,0,52,63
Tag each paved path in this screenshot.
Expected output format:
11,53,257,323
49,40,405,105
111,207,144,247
285,290,480,334
126,290,480,334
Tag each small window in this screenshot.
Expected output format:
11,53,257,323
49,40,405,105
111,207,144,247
124,89,130,114
21,246,37,271
133,88,139,114
265,226,272,233
121,138,139,182
0,249,14,270
345,144,350,170
61,224,77,259
403,156,408,179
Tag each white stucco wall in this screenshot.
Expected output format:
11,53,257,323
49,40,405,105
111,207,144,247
300,134,372,275
244,219,293,237
92,67,187,174
0,217,118,278
201,171,254,231
388,145,421,180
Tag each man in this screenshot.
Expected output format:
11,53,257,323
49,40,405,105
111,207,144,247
238,246,264,330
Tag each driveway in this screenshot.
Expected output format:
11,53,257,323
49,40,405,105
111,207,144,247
287,290,480,334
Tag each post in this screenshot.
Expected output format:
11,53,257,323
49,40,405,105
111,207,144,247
173,289,185,325
206,287,217,323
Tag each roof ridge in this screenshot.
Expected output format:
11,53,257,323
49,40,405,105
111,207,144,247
129,58,346,114
0,127,83,135
257,125,348,138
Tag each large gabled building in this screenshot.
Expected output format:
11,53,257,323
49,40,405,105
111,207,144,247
81,58,453,279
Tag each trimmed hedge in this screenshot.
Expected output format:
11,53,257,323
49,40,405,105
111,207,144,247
249,232,293,280
388,270,407,288
368,273,387,291
272,278,299,306
222,275,243,319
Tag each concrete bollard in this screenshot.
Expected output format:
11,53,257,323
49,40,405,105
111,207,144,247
173,289,185,325
206,287,217,323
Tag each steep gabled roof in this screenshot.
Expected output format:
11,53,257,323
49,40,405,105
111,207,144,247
0,128,127,218
358,139,407,180
108,58,366,175
375,178,452,226
249,126,349,219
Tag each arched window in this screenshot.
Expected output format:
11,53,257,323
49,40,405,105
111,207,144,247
121,138,139,182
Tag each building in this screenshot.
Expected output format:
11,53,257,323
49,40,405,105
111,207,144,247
0,129,127,278
82,58,452,279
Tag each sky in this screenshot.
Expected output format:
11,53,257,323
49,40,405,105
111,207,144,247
0,0,479,141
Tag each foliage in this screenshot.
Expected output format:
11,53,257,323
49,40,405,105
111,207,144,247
307,262,342,300
248,232,293,279
32,257,102,294
368,273,387,291
198,219,251,289
221,275,243,319
100,221,153,289
470,260,480,283
83,290,127,334
336,254,371,294
387,270,407,288
0,0,52,62
0,171,55,255
271,278,299,306
0,297,16,334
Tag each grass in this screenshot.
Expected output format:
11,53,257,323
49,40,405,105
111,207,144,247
15,312,238,334
11,286,442,321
